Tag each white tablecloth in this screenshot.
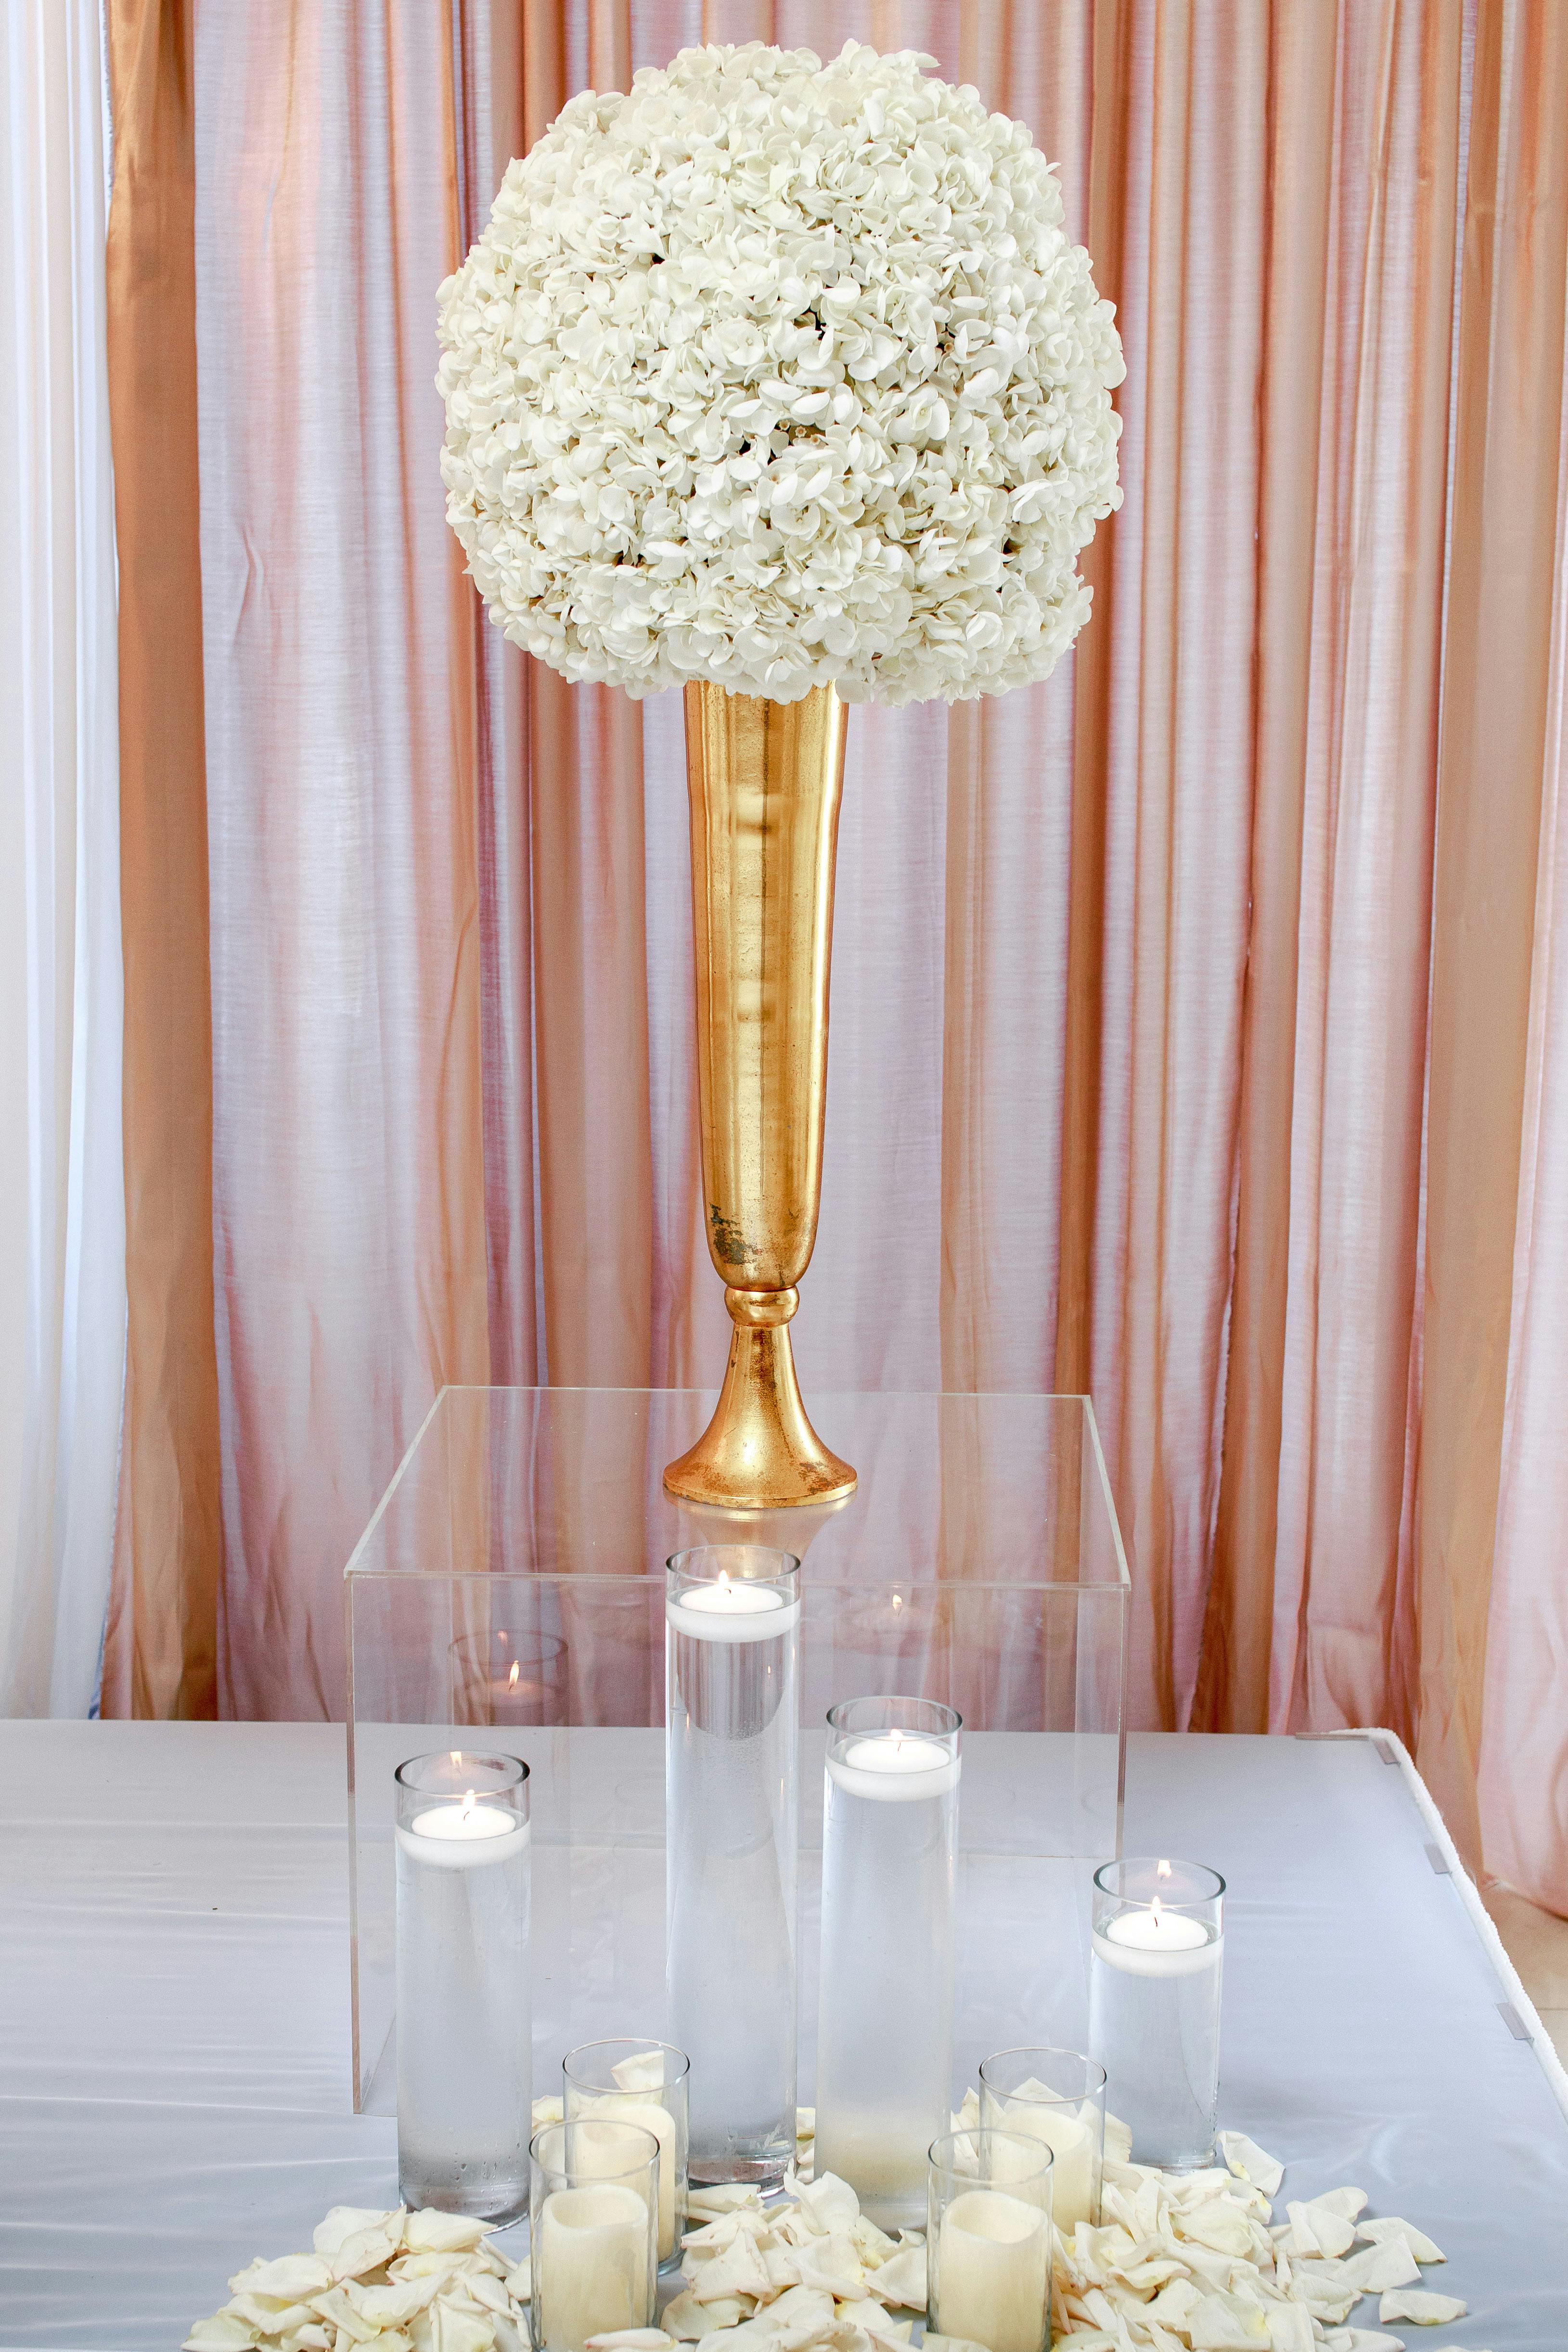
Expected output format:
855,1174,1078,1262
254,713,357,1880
0,1723,1564,2349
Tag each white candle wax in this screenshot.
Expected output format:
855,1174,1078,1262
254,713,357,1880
665,1574,800,1645
574,2098,678,2261
1092,1900,1221,1979
535,2182,651,2351
825,1728,960,1801
394,1792,530,1872
991,2098,1094,2233
936,2187,1053,2352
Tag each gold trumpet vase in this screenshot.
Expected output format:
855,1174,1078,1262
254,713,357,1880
663,681,858,1510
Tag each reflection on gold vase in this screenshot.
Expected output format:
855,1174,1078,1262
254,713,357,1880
663,682,858,1510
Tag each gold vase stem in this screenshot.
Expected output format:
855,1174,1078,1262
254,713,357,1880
663,683,857,1509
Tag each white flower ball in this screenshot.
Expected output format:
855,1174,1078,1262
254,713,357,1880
437,40,1125,705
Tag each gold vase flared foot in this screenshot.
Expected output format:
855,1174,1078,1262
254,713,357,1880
663,1287,858,1510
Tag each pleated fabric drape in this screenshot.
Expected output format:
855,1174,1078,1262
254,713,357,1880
100,0,1568,1915
1,0,126,1715
101,0,223,1718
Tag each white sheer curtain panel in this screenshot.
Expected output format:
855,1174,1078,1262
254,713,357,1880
0,0,126,1713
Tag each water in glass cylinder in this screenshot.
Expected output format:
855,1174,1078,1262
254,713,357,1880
667,1616,797,2182
813,1708,959,2226
1087,1936,1221,2167
396,1827,531,2218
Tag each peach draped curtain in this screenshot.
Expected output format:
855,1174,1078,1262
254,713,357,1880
102,0,1568,1913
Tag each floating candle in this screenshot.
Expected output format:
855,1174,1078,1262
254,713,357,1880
396,1784,530,1871
1091,1894,1219,1977
665,1570,800,1644
827,1726,961,1801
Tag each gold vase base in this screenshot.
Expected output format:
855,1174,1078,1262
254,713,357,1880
663,1287,858,1511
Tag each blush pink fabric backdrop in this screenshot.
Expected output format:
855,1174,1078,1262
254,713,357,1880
102,0,1568,1917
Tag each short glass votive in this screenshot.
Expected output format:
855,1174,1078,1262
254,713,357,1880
814,1695,961,2228
666,1544,801,2185
529,2119,661,2352
978,2047,1106,2236
562,2037,690,2270
928,2128,1055,2352
1089,1856,1225,2169
450,1628,567,1726
395,1750,531,2222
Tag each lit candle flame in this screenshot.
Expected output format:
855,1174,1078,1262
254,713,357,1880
892,1594,903,1612
450,1750,462,1767
1151,1895,1163,1928
1157,1858,1172,1878
508,1660,520,1689
890,1728,905,1753
462,1789,477,1822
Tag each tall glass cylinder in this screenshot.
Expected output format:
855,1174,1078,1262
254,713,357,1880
814,1695,961,2226
529,2120,660,2352
562,2037,690,2270
395,1750,531,2220
978,2047,1106,2235
1089,1857,1224,2168
666,1543,800,2184
928,2128,1055,2352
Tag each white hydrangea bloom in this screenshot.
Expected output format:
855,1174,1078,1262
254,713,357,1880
437,40,1124,705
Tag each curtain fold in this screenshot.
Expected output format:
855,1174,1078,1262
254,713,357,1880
92,0,1568,1912
0,0,126,1715
101,0,222,1719
1418,0,1568,1866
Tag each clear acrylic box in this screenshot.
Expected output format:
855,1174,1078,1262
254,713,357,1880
346,1388,1130,2115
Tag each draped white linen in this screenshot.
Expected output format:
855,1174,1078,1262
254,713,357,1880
0,0,125,1716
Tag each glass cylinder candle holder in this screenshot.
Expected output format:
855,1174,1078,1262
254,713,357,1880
1089,1857,1225,2168
978,2048,1106,2236
562,2037,690,2271
814,1695,961,2227
928,2128,1055,2352
529,2120,660,2352
395,1750,531,2221
666,1543,800,2185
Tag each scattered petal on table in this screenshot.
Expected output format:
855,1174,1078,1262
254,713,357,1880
228,2254,333,2301
1186,2288,1271,2348
405,2210,492,2254
1284,2199,1355,2259
312,2207,396,2260
1379,2288,1468,2324
1218,2133,1285,2197
1339,2237,1422,2293
790,2174,861,2239
1357,2215,1445,2264
430,2299,501,2352
689,2187,766,2222
1263,2303,1314,2352
865,2246,925,2310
